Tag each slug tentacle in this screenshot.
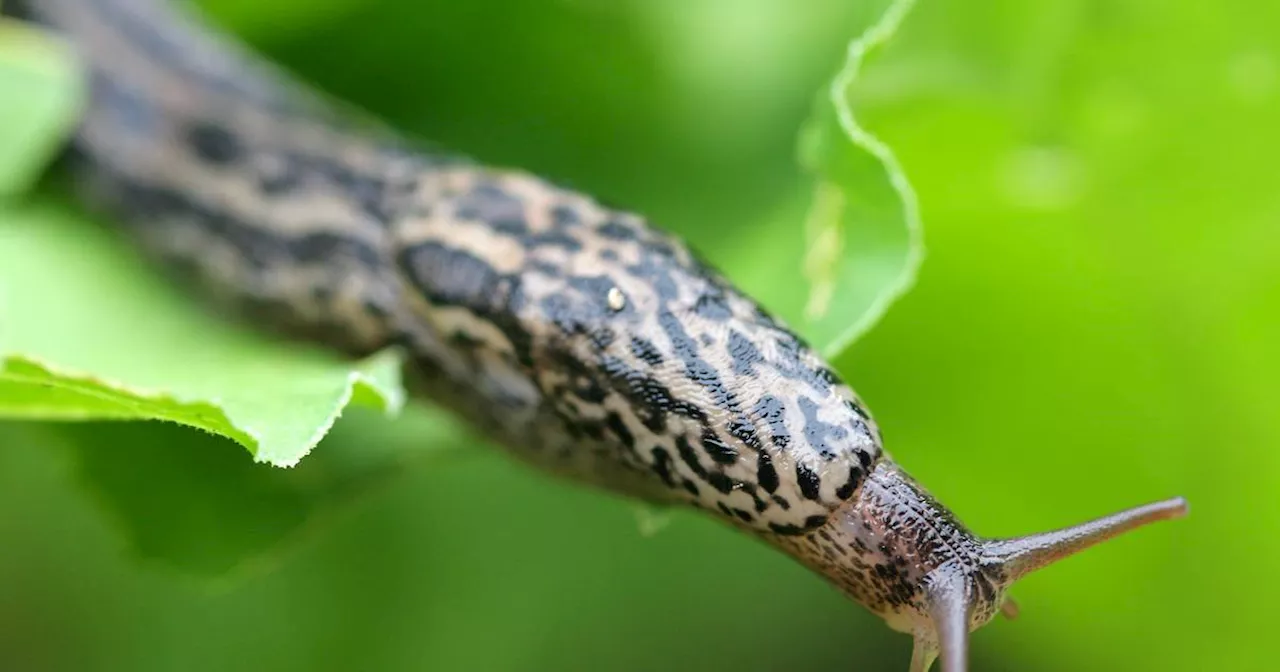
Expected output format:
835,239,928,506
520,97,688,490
980,496,1189,583
795,461,1186,671
922,569,970,672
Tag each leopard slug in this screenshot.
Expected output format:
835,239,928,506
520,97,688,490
9,0,1188,669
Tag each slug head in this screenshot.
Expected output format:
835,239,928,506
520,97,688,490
787,461,1187,672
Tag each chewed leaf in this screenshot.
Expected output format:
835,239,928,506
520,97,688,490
0,17,84,195
715,0,921,361
0,202,405,467
0,18,427,575
796,0,923,359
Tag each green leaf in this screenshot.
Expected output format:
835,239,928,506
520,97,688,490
0,197,461,576
725,0,923,361
0,203,405,467
796,0,922,359
0,17,84,195
7,405,472,577
200,0,368,42
0,12,442,577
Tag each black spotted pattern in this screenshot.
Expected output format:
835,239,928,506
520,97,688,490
31,0,908,629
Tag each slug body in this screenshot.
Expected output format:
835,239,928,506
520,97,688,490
10,1,1187,670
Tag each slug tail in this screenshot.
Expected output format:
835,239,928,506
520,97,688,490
982,496,1189,583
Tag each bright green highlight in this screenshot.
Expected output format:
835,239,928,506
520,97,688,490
0,204,405,467
0,18,83,195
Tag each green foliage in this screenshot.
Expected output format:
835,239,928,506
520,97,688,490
0,204,405,466
0,20,436,575
0,17,82,195
38,405,469,576
1,0,1276,671
702,0,923,359
795,0,921,358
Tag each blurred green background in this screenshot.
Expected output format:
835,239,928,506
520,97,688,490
2,0,1277,670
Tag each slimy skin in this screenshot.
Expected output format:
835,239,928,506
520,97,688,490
10,1,1189,670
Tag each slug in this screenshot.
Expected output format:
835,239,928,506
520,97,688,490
6,0,1188,670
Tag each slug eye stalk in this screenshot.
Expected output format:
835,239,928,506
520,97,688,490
911,497,1190,672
